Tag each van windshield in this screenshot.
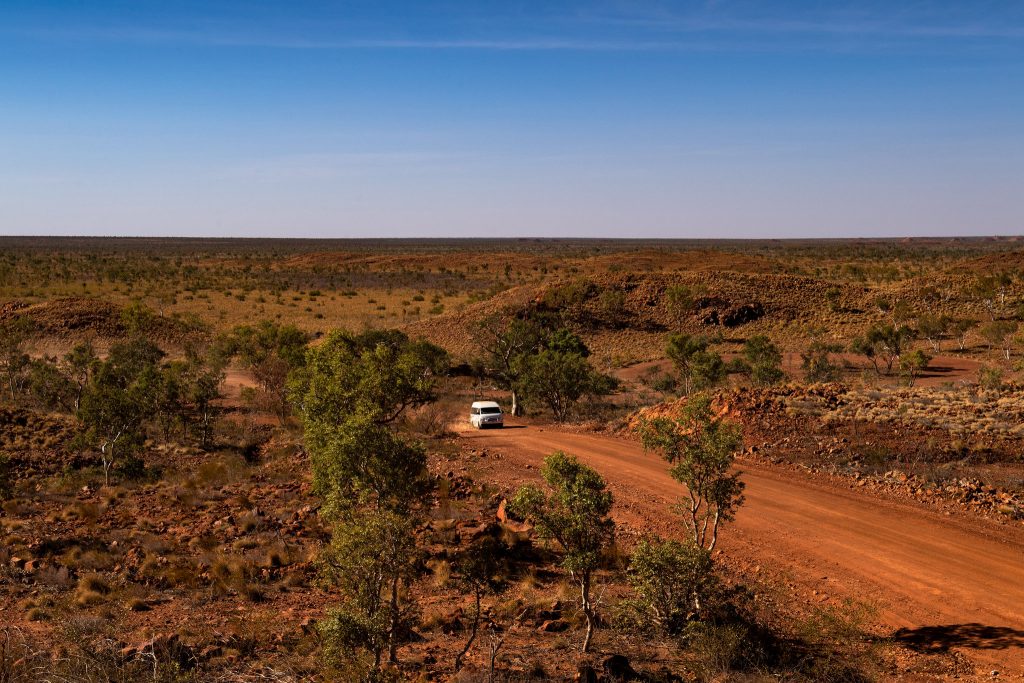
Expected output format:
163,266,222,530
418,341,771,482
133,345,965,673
480,407,502,414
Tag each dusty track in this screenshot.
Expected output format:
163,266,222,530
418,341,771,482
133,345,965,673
459,423,1024,676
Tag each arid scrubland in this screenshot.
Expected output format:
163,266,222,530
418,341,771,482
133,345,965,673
1,237,1024,682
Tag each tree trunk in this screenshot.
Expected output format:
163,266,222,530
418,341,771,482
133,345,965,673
488,632,505,683
581,573,594,653
388,574,400,664
455,588,481,671
708,510,721,552
511,389,521,417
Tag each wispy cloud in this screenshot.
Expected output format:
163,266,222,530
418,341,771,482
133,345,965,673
7,5,1024,55
571,3,1024,42
8,26,729,52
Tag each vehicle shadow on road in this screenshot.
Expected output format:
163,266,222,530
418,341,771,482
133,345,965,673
891,623,1024,653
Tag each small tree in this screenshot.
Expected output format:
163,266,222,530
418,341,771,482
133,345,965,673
980,320,1018,361
801,339,842,383
318,509,421,676
637,395,745,552
889,299,913,327
294,328,443,673
665,284,697,319
978,365,1004,391
510,452,615,653
78,338,164,485
520,349,601,422
850,323,915,376
28,357,78,413
740,335,785,386
217,321,311,423
951,318,977,352
974,274,1011,320
690,350,726,391
454,536,504,672
64,341,99,414
473,313,545,416
873,297,910,326
916,314,949,353
899,349,931,387
625,537,717,635
599,289,629,328
181,348,226,447
0,318,33,402
120,301,156,336
824,286,842,313
309,415,431,520
292,328,448,429
667,334,724,394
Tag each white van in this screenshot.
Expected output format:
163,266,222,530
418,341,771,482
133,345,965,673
469,400,504,429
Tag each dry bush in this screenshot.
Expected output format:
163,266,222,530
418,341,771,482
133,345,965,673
74,573,111,607
0,626,48,682
683,621,749,681
237,510,262,534
193,453,250,488
407,401,459,438
208,553,264,602
427,558,452,589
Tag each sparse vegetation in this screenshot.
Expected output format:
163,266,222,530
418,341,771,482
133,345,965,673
1,237,1022,681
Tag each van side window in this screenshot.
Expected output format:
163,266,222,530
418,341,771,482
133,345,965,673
471,408,479,415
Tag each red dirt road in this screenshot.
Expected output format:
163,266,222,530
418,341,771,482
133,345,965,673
459,423,1024,676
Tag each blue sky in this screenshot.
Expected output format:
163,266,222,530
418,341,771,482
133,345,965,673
1,1,1022,238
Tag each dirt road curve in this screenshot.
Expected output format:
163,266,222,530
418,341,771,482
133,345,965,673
459,424,1024,675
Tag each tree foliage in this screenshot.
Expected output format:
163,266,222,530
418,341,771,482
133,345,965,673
293,329,447,427
739,335,785,386
294,328,446,673
899,349,931,386
916,314,949,353
800,339,842,384
666,334,726,394
216,321,310,422
292,328,446,517
637,395,745,551
0,317,34,401
850,323,915,375
665,284,699,318
625,538,718,635
950,318,977,352
510,452,615,653
318,509,421,677
472,313,545,416
78,338,165,484
453,536,506,671
980,320,1018,361
519,344,612,422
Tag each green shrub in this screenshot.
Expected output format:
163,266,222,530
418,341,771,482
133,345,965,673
624,537,718,635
